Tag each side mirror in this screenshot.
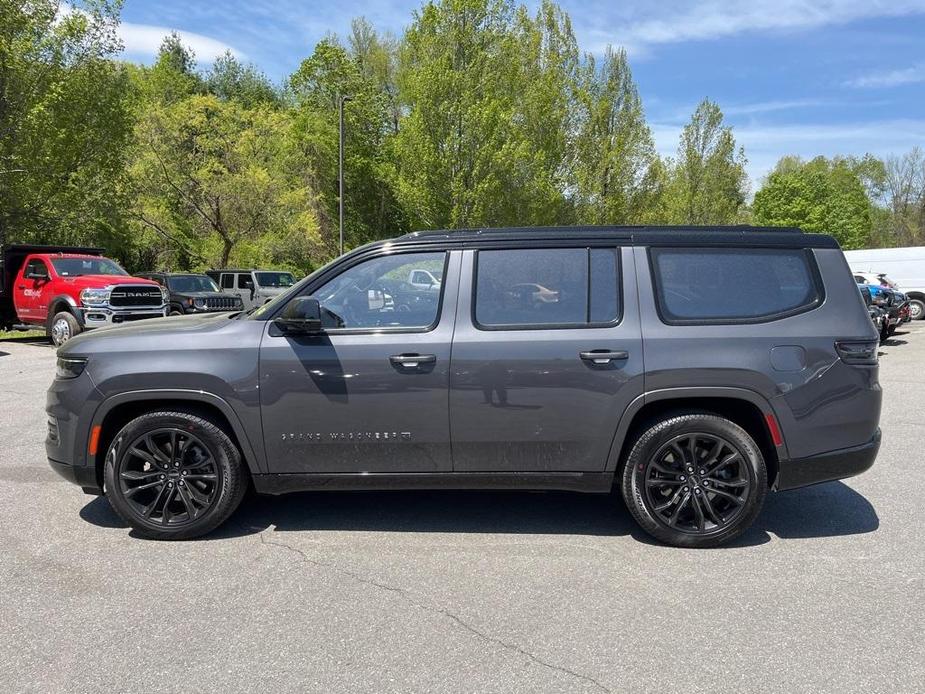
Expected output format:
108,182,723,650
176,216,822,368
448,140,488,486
275,296,323,335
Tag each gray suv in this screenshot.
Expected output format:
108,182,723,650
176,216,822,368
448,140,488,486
46,227,881,547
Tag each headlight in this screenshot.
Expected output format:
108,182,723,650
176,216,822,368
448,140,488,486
193,298,206,309
80,288,110,306
160,287,169,304
56,356,87,379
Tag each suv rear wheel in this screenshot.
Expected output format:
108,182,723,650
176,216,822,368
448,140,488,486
621,413,767,548
104,411,247,540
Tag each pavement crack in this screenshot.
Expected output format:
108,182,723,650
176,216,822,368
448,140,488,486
257,532,610,693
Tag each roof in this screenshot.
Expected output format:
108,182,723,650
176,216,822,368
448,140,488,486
389,225,837,249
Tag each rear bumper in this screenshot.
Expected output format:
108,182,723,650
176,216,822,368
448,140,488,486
776,429,880,491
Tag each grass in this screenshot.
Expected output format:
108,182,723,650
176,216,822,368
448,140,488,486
0,328,47,342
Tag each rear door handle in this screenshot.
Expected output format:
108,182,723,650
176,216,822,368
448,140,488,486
390,353,436,368
579,350,629,364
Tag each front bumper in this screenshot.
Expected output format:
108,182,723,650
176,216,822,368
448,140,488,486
776,429,880,491
78,306,167,328
48,457,102,495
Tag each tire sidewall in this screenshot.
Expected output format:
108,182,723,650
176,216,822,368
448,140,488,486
622,414,768,548
909,299,924,321
104,411,244,539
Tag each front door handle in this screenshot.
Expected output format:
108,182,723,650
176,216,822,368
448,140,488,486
579,350,629,364
390,353,437,369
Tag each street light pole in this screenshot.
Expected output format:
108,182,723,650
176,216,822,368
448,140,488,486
338,94,353,257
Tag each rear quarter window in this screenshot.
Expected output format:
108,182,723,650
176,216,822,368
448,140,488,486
649,247,823,324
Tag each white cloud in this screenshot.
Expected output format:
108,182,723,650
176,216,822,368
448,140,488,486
580,0,925,54
845,64,925,88
119,22,243,63
59,2,242,63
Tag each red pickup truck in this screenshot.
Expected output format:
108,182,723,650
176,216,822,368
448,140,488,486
0,245,167,346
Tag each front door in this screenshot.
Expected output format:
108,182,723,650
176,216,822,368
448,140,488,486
449,247,644,472
14,258,52,323
260,250,459,473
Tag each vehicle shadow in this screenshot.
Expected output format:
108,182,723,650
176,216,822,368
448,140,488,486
881,338,908,347
79,480,879,547
0,335,50,345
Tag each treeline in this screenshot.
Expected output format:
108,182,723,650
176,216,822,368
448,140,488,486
1,0,923,274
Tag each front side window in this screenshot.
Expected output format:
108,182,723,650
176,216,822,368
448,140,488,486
168,275,220,293
310,252,446,330
237,274,253,290
475,248,620,328
25,259,49,278
650,247,822,323
255,272,295,288
51,257,128,277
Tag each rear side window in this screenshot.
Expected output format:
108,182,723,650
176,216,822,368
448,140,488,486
221,274,234,289
650,248,822,324
475,248,620,329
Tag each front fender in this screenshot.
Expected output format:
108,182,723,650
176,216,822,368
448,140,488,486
90,389,266,474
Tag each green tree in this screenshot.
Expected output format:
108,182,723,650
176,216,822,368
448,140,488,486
392,0,573,229
571,46,659,224
206,51,279,107
0,0,133,248
289,37,405,251
129,95,322,270
753,155,873,249
663,99,749,225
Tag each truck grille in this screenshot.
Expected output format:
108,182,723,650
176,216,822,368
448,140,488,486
109,285,163,308
204,297,239,311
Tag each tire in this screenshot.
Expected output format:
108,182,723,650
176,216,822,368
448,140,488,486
48,311,81,347
621,413,767,548
909,299,924,321
880,323,890,342
104,410,248,540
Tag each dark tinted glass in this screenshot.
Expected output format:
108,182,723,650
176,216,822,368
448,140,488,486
651,248,820,322
589,248,620,323
476,249,589,327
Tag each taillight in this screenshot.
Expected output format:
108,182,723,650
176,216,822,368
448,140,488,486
835,341,878,365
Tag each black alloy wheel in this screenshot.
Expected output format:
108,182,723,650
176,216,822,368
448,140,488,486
104,411,247,540
622,413,767,548
117,429,219,526
643,433,751,535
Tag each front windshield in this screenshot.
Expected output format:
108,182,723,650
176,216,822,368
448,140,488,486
51,257,128,277
167,275,220,293
255,272,295,288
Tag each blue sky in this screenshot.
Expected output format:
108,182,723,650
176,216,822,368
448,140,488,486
117,0,925,186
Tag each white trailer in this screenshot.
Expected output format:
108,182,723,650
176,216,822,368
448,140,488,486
844,246,925,320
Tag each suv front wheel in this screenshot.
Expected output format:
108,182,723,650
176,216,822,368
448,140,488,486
104,410,248,540
621,413,767,548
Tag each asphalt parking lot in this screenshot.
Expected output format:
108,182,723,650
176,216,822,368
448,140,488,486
1,328,923,693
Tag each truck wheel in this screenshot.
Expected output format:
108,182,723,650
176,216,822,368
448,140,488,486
621,413,767,548
104,410,248,540
48,311,81,347
909,299,924,321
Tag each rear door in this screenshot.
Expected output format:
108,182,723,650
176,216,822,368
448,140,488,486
449,246,644,472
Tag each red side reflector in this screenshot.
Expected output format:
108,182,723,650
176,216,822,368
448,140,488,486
764,413,783,447
88,425,102,456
